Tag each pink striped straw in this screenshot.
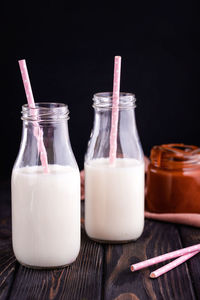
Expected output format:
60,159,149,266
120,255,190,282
18,59,49,173
130,243,200,272
150,250,199,278
109,56,121,165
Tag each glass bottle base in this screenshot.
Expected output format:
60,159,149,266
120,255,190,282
17,260,74,270
87,236,137,244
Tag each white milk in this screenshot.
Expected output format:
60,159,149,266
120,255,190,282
11,165,80,268
85,158,144,242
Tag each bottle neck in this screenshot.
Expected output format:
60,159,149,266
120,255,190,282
21,103,71,162
22,102,69,123
93,92,136,110
85,93,143,162
93,92,138,138
93,104,137,132
14,103,78,169
93,92,137,132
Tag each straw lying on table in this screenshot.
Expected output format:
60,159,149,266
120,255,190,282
130,243,200,278
18,59,49,173
150,250,199,278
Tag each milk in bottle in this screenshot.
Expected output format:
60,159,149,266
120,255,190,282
85,93,144,243
11,103,80,268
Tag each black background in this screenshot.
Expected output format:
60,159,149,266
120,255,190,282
1,2,200,180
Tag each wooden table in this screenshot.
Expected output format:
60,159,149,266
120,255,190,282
0,182,200,300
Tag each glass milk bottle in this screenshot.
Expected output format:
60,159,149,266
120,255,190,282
85,93,144,243
11,103,80,268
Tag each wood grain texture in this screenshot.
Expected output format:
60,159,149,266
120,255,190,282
0,238,17,300
103,220,196,300
9,229,103,300
179,225,200,300
0,183,17,300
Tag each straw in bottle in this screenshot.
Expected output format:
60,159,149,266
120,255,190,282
18,59,49,173
109,56,121,165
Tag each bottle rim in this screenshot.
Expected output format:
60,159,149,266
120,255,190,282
93,92,136,109
21,102,69,122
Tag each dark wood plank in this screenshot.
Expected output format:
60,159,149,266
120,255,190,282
0,240,16,300
103,220,196,300
0,183,17,300
9,228,103,300
178,225,200,300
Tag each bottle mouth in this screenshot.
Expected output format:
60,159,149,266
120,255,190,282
150,143,200,170
93,92,136,109
21,102,69,122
